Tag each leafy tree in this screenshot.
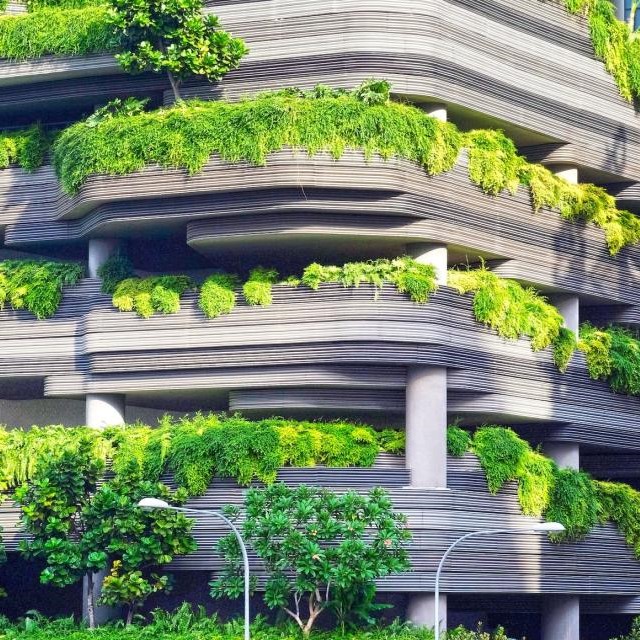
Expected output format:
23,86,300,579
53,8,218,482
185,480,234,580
14,443,107,628
106,0,248,101
83,475,197,625
211,484,411,635
15,444,196,628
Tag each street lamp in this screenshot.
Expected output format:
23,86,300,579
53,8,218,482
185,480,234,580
433,522,566,640
137,498,251,640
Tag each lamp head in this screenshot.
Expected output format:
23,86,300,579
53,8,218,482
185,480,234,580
137,497,170,510
531,522,565,532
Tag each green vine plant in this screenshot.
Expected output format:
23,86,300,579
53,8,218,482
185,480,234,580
579,323,640,396
52,81,640,254
562,0,640,103
0,260,84,319
447,265,577,372
0,126,49,172
3,417,640,561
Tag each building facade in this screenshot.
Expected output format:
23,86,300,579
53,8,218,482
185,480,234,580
0,0,640,638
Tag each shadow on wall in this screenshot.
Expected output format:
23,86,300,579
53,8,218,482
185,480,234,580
0,554,81,619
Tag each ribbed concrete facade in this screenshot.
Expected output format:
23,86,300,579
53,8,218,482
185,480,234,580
1,0,639,637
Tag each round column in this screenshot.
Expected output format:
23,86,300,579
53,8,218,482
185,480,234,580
544,441,579,470
405,366,447,488
407,243,448,287
88,239,121,278
542,595,580,640
423,103,447,122
86,393,125,428
407,593,447,631
550,293,579,335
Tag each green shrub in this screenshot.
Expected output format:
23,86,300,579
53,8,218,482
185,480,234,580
447,425,471,457
465,129,522,195
472,427,529,493
0,6,118,60
242,267,278,306
0,260,83,319
112,275,193,318
544,468,601,539
598,480,640,557
198,273,238,318
0,126,48,172
52,82,463,194
562,0,640,103
448,266,570,360
553,327,577,373
579,323,640,396
96,251,133,294
300,257,438,303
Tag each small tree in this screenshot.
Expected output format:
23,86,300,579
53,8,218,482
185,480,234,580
107,0,248,102
15,445,107,629
83,475,197,625
16,446,196,628
211,484,411,636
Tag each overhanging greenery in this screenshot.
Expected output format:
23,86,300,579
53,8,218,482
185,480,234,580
562,0,640,103
0,260,83,319
2,417,640,559
447,265,576,371
0,5,117,60
0,126,48,171
579,323,640,396
48,83,639,254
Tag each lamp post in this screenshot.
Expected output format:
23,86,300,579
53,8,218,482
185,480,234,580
433,521,566,640
137,498,251,640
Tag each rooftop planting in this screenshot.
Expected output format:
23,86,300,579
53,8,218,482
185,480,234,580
52,83,640,254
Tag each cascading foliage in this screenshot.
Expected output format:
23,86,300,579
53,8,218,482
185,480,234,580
2,416,640,559
0,260,84,319
51,82,640,254
0,126,49,171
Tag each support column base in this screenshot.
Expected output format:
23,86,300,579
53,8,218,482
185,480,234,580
407,593,447,631
541,595,579,640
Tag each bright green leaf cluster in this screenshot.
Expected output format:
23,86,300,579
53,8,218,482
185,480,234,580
112,275,194,318
0,260,83,319
579,323,640,395
243,266,278,306
0,5,118,60
563,0,640,103
0,126,48,172
106,0,247,100
448,265,574,366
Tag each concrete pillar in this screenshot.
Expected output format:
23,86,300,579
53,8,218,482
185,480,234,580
614,0,625,21
423,103,447,122
541,595,579,640
405,366,447,488
88,238,121,278
407,243,448,287
544,441,579,470
550,294,579,335
407,593,447,631
83,570,120,625
549,164,579,185
86,393,125,428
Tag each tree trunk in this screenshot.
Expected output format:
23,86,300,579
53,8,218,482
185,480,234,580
86,573,96,630
126,606,134,627
166,70,182,103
